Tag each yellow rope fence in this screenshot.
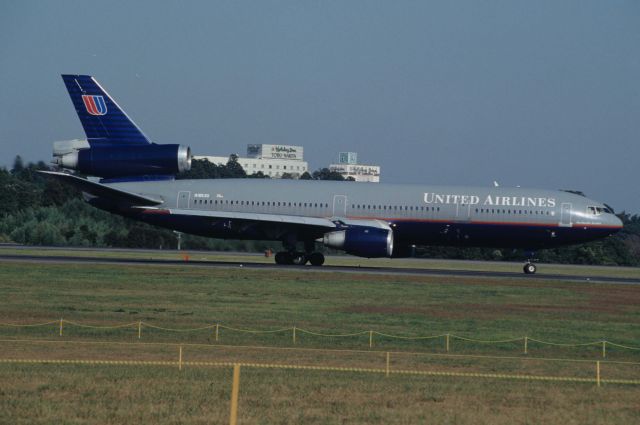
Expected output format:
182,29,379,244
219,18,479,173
1,319,638,357
1,354,638,386
3,339,638,425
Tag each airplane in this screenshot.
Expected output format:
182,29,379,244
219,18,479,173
41,74,623,274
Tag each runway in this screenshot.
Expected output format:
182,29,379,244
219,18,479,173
1,252,639,285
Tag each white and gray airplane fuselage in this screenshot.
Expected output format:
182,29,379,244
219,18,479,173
93,178,622,257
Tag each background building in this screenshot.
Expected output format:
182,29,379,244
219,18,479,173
329,152,381,182
196,144,308,178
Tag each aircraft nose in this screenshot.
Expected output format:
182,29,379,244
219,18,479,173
612,215,623,230
603,213,624,232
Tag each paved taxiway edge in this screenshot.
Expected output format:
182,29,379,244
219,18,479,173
1,254,639,285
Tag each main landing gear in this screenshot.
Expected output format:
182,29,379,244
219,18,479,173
274,251,325,266
274,237,325,266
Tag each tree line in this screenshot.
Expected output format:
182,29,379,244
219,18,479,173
0,156,350,252
1,155,638,266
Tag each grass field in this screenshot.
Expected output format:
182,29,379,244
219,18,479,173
1,257,639,423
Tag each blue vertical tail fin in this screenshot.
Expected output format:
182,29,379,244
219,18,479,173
61,74,150,145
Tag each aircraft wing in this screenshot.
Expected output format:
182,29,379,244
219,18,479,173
138,207,337,229
40,171,337,238
136,207,338,242
38,171,163,206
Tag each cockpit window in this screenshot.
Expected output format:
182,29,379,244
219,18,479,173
587,206,610,215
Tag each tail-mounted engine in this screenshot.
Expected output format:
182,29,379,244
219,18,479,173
53,139,191,178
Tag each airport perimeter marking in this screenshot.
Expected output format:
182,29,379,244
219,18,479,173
0,357,638,386
2,338,640,367
2,319,639,354
2,253,640,285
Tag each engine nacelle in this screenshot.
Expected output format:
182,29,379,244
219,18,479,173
53,143,191,178
323,226,394,258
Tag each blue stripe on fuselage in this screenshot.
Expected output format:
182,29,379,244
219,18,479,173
389,220,619,249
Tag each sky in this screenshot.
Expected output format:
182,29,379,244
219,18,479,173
1,1,639,212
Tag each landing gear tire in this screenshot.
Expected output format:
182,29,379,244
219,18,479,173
275,251,324,266
308,252,325,266
275,252,293,265
523,263,537,275
291,254,307,265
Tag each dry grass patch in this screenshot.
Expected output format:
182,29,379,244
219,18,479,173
1,363,639,424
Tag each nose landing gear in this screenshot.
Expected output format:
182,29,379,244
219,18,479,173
523,251,538,274
523,262,537,274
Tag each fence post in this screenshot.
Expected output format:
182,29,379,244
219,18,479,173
215,323,219,342
446,334,450,352
524,336,528,355
293,326,296,345
138,321,142,339
596,361,601,387
602,341,606,358
179,345,183,371
369,331,373,348
386,352,390,377
229,364,241,425
59,318,63,336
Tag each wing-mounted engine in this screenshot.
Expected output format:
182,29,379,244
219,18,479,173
323,220,394,258
53,139,192,179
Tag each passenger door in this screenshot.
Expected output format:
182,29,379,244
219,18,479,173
560,202,572,227
332,195,347,218
177,191,191,209
455,201,471,221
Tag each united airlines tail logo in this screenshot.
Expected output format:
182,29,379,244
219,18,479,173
82,95,107,116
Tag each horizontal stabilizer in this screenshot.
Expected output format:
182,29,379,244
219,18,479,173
38,171,162,206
